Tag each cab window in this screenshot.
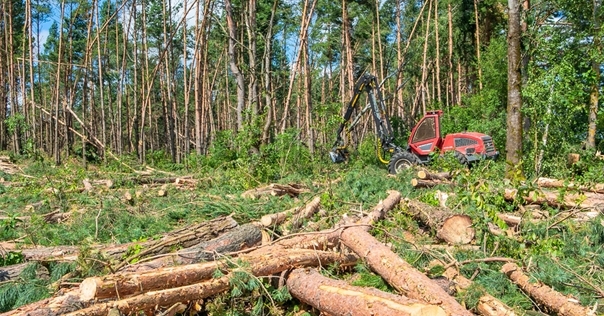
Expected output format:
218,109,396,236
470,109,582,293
412,117,436,143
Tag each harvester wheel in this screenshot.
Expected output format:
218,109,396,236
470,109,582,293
454,150,468,166
388,152,420,175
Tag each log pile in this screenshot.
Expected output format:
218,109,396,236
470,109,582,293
241,183,309,199
0,156,20,174
2,184,600,316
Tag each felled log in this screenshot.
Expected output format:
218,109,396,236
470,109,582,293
126,176,195,185
501,263,594,316
289,196,322,229
0,210,71,225
340,228,471,315
402,199,475,244
241,183,309,199
504,188,604,210
286,268,447,316
256,190,402,253
80,249,356,301
441,266,516,316
417,169,452,181
411,178,452,188
260,196,321,227
120,223,262,272
0,262,49,282
17,216,239,263
0,156,19,174
67,251,357,316
537,177,604,194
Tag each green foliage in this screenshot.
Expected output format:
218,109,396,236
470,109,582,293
0,252,24,266
349,263,391,292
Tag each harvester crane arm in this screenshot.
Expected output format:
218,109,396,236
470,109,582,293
330,74,403,163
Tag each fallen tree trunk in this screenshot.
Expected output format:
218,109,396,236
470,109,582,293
66,251,358,316
501,263,594,316
286,268,447,316
81,249,357,301
17,216,238,263
417,169,452,181
411,178,452,188
536,177,604,194
120,223,262,272
289,196,322,230
441,266,516,316
0,262,49,282
504,188,604,210
260,196,321,228
0,210,71,225
255,190,402,253
241,183,309,199
340,227,472,315
402,199,475,244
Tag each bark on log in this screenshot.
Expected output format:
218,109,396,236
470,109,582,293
67,251,358,316
0,210,71,225
442,266,516,316
537,177,604,194
81,249,357,301
126,176,194,185
120,223,262,272
260,196,321,228
403,199,475,244
501,263,594,316
290,196,322,229
340,228,472,315
417,169,452,181
286,268,447,316
0,262,49,282
17,216,238,263
241,183,309,199
411,178,452,188
504,188,604,210
256,190,402,253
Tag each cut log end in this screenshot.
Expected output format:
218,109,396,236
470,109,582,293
437,215,475,245
79,277,101,301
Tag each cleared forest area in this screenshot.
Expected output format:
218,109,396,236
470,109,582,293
0,151,603,315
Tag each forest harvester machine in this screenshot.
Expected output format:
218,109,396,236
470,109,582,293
329,73,499,174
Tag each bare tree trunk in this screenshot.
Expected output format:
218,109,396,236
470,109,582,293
505,0,523,173
280,0,316,132
261,0,278,144
225,0,245,132
421,0,433,113
448,3,455,106
53,0,66,165
474,0,483,91
434,0,441,104
587,0,600,149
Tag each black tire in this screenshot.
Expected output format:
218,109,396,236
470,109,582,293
388,151,420,175
454,150,469,166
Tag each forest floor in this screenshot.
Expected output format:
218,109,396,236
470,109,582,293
0,151,603,315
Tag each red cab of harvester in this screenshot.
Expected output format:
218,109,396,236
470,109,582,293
406,110,499,164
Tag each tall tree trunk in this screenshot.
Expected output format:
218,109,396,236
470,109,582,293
434,0,441,105
261,0,278,144
53,0,66,165
421,0,433,114
95,0,107,161
448,3,455,106
474,0,483,91
505,0,523,174
225,0,245,132
587,0,600,149
0,1,6,150
247,0,258,119
280,0,316,132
